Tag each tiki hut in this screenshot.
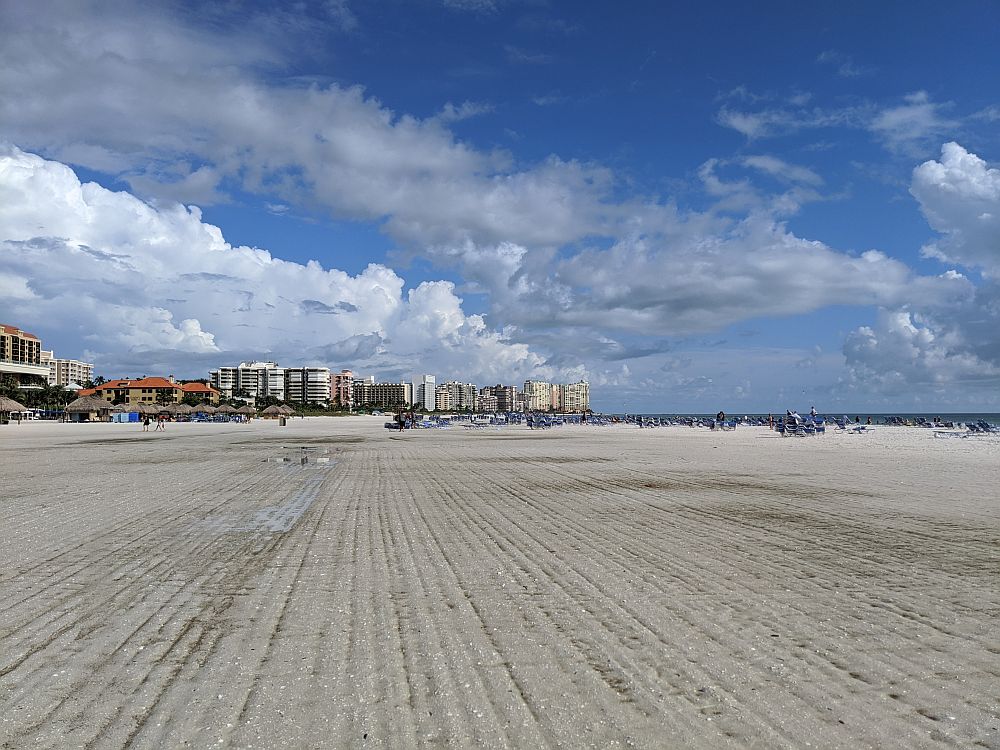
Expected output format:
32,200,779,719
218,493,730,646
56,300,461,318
0,396,28,424
215,403,235,414
194,403,216,414
279,404,296,415
65,395,115,422
236,405,256,418
260,405,284,419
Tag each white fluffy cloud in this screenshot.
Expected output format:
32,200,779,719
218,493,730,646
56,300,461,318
0,146,546,381
0,2,611,252
911,142,1000,277
840,143,1000,400
843,308,1000,399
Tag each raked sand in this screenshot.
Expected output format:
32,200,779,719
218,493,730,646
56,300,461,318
1,417,998,749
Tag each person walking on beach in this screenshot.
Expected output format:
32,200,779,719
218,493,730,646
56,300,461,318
154,415,165,431
142,415,150,432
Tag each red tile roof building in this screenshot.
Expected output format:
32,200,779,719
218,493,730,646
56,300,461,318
81,377,220,405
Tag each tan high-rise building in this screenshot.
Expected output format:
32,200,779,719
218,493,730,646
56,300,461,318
0,324,49,386
523,380,553,411
562,381,590,413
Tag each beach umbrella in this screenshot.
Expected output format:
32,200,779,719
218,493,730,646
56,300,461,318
0,396,28,413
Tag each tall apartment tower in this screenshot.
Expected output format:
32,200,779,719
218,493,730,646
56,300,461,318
412,374,436,411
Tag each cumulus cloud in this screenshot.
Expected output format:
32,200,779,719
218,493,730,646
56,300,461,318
841,144,1000,401
0,2,609,251
0,146,547,382
843,307,1000,398
911,142,1000,276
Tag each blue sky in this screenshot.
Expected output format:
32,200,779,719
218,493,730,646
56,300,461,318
2,0,1000,412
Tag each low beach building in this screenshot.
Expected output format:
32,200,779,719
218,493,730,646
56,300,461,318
79,376,190,405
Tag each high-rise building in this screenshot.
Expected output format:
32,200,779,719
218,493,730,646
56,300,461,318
210,361,285,404
285,367,331,404
331,369,353,409
522,379,589,412
562,381,590,413
434,384,451,411
40,349,94,387
412,374,436,411
480,384,518,412
0,324,49,387
436,381,477,411
523,380,552,411
352,379,412,410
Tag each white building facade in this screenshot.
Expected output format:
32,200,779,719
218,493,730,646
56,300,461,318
412,374,436,411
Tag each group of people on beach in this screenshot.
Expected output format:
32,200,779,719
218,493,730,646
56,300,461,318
141,415,166,432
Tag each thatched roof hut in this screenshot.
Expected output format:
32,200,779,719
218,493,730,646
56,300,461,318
236,405,256,416
65,395,115,421
279,404,296,415
194,403,216,414
0,396,28,413
261,405,283,417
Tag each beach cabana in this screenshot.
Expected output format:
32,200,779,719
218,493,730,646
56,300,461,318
194,403,216,414
214,404,235,419
279,405,296,415
0,396,28,425
236,405,257,420
261,405,283,419
65,395,115,422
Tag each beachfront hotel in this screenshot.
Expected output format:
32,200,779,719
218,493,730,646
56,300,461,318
435,381,478,411
210,361,332,405
80,377,220,405
0,324,49,388
412,374,436,411
285,367,332,404
352,377,413,409
331,369,353,409
523,379,590,413
210,361,286,403
40,350,94,388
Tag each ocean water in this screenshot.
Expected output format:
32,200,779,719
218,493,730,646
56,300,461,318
618,413,1000,426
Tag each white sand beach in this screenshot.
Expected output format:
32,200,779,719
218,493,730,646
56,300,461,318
1,417,998,748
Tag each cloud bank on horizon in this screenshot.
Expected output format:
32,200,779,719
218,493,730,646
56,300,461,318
1,1,999,411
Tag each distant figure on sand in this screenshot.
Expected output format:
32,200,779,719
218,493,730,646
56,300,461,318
155,416,165,431
142,415,150,431
716,411,725,422
810,406,817,417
